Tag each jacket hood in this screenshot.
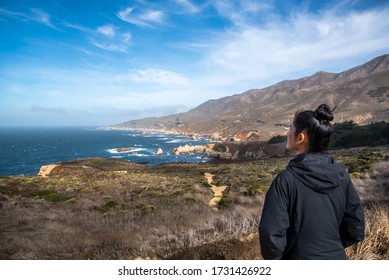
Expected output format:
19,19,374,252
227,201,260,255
286,153,345,194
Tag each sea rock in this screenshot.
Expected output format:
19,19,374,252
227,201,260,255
173,144,209,156
116,147,135,152
38,164,62,177
154,148,163,155
187,135,198,141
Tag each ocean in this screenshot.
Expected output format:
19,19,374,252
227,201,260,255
0,127,211,176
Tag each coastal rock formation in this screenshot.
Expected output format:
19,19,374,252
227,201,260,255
205,141,290,160
38,164,62,177
154,148,163,155
173,144,214,156
116,147,135,152
172,141,289,160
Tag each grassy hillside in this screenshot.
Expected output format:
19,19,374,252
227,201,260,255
0,145,387,260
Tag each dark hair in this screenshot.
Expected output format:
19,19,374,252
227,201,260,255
293,104,334,152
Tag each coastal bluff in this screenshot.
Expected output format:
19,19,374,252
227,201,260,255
38,164,62,177
36,141,290,177
172,140,289,160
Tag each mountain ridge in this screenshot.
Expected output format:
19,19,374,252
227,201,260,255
112,54,389,140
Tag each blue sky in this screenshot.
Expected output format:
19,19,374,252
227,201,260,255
1,0,388,127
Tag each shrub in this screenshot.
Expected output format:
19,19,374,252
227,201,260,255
330,121,389,149
29,189,73,202
218,194,230,209
268,135,287,144
339,149,383,176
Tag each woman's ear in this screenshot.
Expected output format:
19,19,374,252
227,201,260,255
296,132,305,145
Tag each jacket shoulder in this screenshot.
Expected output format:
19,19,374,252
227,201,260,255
269,168,296,193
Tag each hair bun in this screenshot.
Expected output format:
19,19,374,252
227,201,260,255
314,104,334,122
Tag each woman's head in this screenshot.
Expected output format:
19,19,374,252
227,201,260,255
287,104,334,153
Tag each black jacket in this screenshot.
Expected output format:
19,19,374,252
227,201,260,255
259,153,365,260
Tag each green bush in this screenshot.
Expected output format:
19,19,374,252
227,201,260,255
330,121,389,149
268,135,287,144
217,194,230,209
340,149,383,177
29,189,73,202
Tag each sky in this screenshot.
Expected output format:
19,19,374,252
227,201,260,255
0,0,389,127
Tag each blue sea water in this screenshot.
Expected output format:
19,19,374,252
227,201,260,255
0,127,211,176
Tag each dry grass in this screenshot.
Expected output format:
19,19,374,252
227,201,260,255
346,203,389,260
0,146,388,260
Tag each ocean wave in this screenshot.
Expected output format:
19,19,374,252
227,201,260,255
106,148,146,154
128,153,151,157
165,139,185,143
111,156,125,159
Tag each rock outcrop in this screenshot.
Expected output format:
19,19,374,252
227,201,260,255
173,144,214,156
173,141,290,160
205,141,290,160
37,164,62,177
116,147,136,152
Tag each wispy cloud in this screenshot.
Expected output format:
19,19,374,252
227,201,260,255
90,30,132,53
65,22,131,53
127,68,188,86
117,7,165,27
173,0,201,14
64,22,92,33
90,40,128,53
0,7,59,30
97,24,116,38
212,0,273,26
201,3,389,86
30,8,57,29
30,105,67,114
0,8,25,19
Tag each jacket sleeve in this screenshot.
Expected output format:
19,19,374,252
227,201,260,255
259,172,290,259
339,175,365,248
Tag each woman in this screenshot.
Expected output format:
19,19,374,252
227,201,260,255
259,104,365,260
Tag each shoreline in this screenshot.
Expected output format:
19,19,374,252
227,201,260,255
99,126,222,141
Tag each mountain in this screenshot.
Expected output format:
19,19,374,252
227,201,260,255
112,54,389,140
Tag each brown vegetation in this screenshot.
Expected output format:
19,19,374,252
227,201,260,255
0,146,388,260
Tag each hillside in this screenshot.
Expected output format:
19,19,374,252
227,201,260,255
1,146,388,259
111,54,389,140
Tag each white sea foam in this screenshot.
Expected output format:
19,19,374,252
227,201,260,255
129,153,151,157
106,148,145,154
165,139,184,143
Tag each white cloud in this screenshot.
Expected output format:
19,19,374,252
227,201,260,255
0,7,59,30
117,7,165,27
127,68,188,86
139,10,164,23
212,0,272,26
64,22,93,33
30,105,67,114
30,8,53,27
65,22,131,53
90,40,128,53
174,0,200,14
97,24,116,38
202,4,389,86
121,32,131,44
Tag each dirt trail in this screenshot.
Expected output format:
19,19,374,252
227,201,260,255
204,173,227,211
